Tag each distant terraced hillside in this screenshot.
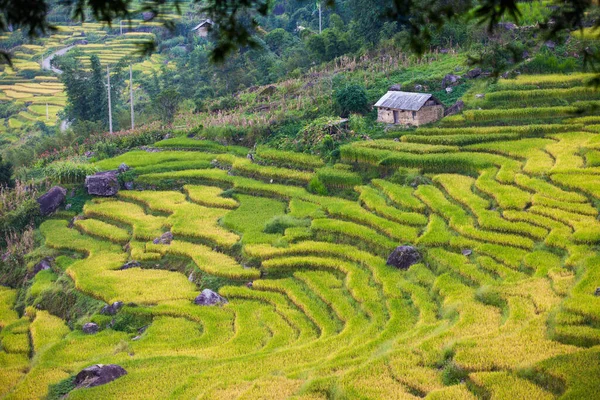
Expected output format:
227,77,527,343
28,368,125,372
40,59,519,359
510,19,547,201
1,73,600,399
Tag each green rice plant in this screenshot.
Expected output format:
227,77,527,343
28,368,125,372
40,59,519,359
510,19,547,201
339,145,391,166
74,218,131,244
463,106,579,122
476,256,526,282
221,194,286,245
357,186,428,226
311,218,397,256
402,133,521,146
29,310,69,355
469,372,554,399
417,214,453,246
415,124,580,137
514,174,587,203
551,173,600,200
84,199,166,240
485,87,600,103
434,174,547,239
354,139,458,154
415,185,534,249
45,161,99,184
585,150,600,167
371,179,426,212
532,194,597,216
315,167,362,189
183,185,238,209
530,205,600,244
494,73,596,90
232,159,314,184
255,146,324,170
288,198,326,219
475,168,531,210
148,240,259,279
428,248,495,286
95,150,215,171
0,318,29,354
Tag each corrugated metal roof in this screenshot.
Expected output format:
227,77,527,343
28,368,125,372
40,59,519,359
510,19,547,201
192,19,214,31
374,91,433,111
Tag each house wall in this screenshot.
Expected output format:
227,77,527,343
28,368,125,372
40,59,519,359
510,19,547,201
195,26,209,37
377,105,444,126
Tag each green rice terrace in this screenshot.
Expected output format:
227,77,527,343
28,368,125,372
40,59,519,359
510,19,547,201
2,72,600,399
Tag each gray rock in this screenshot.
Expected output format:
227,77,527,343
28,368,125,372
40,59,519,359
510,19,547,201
522,51,530,59
124,181,134,190
37,186,66,216
444,100,465,117
118,163,130,173
194,289,227,306
85,171,119,196
462,249,473,256
246,153,254,162
260,85,276,96
120,261,141,270
386,246,421,270
74,364,127,388
545,40,556,50
445,87,453,93
466,68,482,79
34,257,52,273
142,11,155,21
65,203,72,210
595,287,600,296
82,322,99,334
441,74,461,89
101,301,123,316
497,22,516,30
475,93,486,99
414,84,423,91
152,231,173,245
388,84,402,91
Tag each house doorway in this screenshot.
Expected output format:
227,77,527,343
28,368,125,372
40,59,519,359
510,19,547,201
393,110,399,124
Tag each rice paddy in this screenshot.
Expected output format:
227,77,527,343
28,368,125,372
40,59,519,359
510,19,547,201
2,72,600,399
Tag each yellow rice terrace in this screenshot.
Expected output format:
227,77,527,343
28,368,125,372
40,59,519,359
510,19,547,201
2,73,600,399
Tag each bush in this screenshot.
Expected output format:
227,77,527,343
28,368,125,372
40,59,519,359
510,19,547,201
44,160,99,184
264,215,310,234
334,84,370,117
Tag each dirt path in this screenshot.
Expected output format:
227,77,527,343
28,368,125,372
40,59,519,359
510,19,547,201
41,45,75,74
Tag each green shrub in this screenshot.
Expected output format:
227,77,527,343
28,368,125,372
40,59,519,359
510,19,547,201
264,215,310,234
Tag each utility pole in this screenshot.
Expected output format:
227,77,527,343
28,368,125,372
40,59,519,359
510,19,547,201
129,64,134,130
318,2,322,34
107,66,113,134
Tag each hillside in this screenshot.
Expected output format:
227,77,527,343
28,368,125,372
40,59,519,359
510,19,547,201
1,72,599,399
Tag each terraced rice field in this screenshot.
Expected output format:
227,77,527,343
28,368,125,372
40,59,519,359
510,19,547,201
2,74,600,398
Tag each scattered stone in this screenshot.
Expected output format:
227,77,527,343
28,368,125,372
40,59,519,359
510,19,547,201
501,72,510,79
545,40,556,50
68,215,85,228
388,84,402,91
454,66,462,72
462,249,473,256
142,11,155,21
84,151,95,157
441,74,460,89
124,182,134,190
101,301,123,316
440,48,449,54
246,153,254,162
466,68,482,79
120,261,141,270
74,364,127,389
65,203,72,210
444,100,464,117
82,322,99,334
31,257,52,277
522,51,530,59
595,287,600,296
393,138,400,142
85,171,119,196
37,186,66,216
118,163,130,173
475,93,485,99
152,231,173,245
260,85,277,96
194,289,227,306
497,22,516,30
445,87,453,93
386,246,421,270
414,84,423,91
246,281,253,288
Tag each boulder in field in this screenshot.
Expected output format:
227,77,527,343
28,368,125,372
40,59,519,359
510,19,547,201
441,74,461,89
466,68,482,79
153,231,173,245
118,163,130,173
388,84,402,91
74,364,127,388
31,257,52,275
101,301,123,315
386,246,421,270
120,261,141,270
82,322,99,334
444,100,465,117
37,186,66,216
85,171,119,196
194,289,227,306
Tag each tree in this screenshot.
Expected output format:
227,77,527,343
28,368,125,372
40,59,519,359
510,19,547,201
334,84,369,117
89,55,107,124
153,89,182,126
0,155,14,188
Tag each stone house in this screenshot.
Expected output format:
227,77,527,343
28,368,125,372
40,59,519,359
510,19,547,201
192,19,214,37
374,91,444,126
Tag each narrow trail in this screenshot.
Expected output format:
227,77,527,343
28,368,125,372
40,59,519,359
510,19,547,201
41,45,75,74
